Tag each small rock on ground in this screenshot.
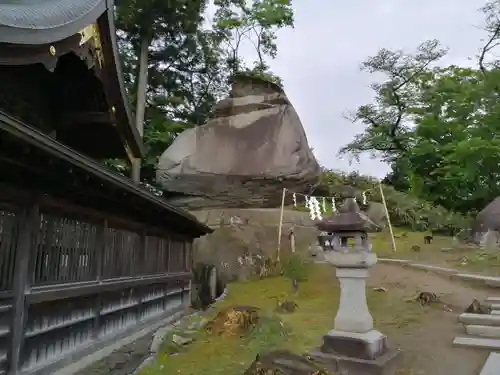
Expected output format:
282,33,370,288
172,334,194,346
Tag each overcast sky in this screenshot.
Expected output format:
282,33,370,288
233,0,490,178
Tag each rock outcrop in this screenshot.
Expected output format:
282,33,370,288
192,208,318,282
366,202,387,227
156,74,320,208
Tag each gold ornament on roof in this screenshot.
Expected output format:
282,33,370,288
49,46,56,56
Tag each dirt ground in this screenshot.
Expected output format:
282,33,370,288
369,263,493,375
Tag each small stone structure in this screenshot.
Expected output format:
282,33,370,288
311,189,401,375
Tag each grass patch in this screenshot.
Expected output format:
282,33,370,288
452,251,500,275
371,228,500,275
140,263,426,375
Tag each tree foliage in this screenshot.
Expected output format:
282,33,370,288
111,0,294,182
340,0,500,216
313,169,470,234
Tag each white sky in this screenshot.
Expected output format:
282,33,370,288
215,0,490,178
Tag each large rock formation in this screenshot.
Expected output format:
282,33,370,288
156,74,320,208
192,208,318,282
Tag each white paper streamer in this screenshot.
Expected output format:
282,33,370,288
308,197,322,220
322,197,326,212
362,191,367,205
331,197,337,213
292,193,297,207
307,197,316,220
305,195,309,206
313,197,322,220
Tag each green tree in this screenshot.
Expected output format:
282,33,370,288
340,39,448,161
116,0,207,182
340,0,500,215
212,0,294,85
341,53,500,214
113,0,295,186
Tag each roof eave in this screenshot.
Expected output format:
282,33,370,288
0,109,211,237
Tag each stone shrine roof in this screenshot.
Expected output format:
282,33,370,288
316,195,378,233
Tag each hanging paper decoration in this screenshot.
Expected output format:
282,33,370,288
362,191,367,205
307,197,316,220
305,195,310,207
331,197,337,213
322,197,326,212
307,197,321,220
292,193,297,207
312,197,322,220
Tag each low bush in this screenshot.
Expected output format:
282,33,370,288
280,253,310,282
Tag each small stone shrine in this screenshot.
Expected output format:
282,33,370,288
311,188,401,375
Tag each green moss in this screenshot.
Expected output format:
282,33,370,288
140,263,425,375
371,228,500,275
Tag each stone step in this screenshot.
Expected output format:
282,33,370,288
492,310,500,315
485,297,500,303
453,336,500,350
479,352,500,375
454,273,500,287
491,304,500,310
465,325,500,338
458,313,500,326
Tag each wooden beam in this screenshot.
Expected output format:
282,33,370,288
0,181,196,240
0,110,211,237
59,111,113,125
26,272,192,304
9,204,40,375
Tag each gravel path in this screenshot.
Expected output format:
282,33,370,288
370,263,492,375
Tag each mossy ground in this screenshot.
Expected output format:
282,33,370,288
372,228,500,275
140,263,426,375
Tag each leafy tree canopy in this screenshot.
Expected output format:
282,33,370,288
111,0,294,183
340,0,500,215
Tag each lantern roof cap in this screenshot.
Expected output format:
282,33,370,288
316,186,378,232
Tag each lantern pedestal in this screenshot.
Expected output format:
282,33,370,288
311,253,400,375
334,267,374,333
311,191,401,375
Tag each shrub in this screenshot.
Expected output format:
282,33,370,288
280,253,310,282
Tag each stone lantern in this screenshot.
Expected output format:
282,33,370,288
311,189,400,375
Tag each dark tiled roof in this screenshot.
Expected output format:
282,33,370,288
0,0,102,28
0,0,107,44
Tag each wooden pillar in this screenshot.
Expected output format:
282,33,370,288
9,204,39,375
92,220,107,339
136,231,147,321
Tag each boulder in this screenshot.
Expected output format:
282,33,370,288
156,74,320,208
191,208,318,281
366,202,387,227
